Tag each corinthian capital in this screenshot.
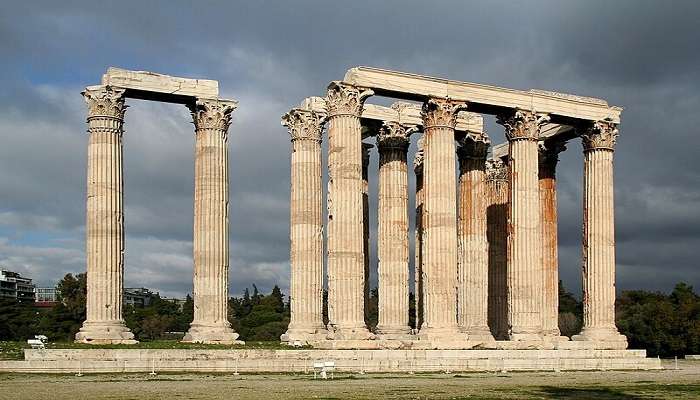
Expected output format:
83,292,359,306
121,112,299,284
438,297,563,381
538,140,567,167
325,81,373,117
486,158,508,181
457,134,491,161
189,99,237,132
281,109,325,142
413,136,425,173
421,97,468,129
580,120,619,151
497,109,550,141
83,86,127,120
376,121,415,151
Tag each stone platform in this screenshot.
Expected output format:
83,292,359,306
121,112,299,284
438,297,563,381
0,348,660,374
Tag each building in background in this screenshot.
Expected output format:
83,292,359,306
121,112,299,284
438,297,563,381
35,287,59,308
124,287,157,307
0,269,36,303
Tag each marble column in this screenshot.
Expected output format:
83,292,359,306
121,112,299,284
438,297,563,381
486,158,509,340
183,99,241,344
573,120,628,348
362,142,373,327
325,81,374,340
457,136,494,341
280,109,327,343
497,109,549,341
418,97,466,340
539,141,567,340
375,122,413,337
76,86,136,344
413,139,425,332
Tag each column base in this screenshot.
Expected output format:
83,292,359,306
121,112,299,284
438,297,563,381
280,325,329,344
327,324,375,340
572,327,628,349
508,327,543,341
418,326,462,341
460,326,496,342
542,329,570,343
375,325,413,340
182,323,244,345
75,321,137,345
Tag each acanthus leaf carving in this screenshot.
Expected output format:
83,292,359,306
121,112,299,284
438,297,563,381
325,81,373,117
580,119,619,151
538,140,567,168
421,97,468,129
189,99,237,133
486,158,508,181
282,109,326,142
83,86,127,121
457,134,491,161
376,121,415,151
496,109,550,141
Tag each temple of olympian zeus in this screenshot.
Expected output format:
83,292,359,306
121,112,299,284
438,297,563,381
76,66,627,351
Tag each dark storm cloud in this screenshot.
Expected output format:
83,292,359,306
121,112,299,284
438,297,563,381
0,0,698,297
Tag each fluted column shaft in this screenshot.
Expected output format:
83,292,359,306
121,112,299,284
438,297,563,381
76,86,136,344
539,142,565,337
362,143,372,326
486,159,509,340
498,109,549,341
183,99,240,344
376,122,412,335
457,138,494,341
574,121,627,347
281,109,326,342
419,98,465,338
325,82,373,339
413,141,425,331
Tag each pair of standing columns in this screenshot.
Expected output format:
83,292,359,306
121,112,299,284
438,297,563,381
77,86,239,344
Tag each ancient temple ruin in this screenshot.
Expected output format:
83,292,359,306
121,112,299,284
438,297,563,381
282,67,627,350
76,68,241,344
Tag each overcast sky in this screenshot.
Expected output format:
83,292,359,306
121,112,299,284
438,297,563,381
0,1,698,298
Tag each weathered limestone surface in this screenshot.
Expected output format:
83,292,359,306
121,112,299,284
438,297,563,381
183,99,241,344
343,66,622,123
498,109,550,341
101,67,219,102
5,348,660,374
418,98,464,339
457,137,494,341
76,86,136,345
362,143,372,327
539,141,567,339
486,159,509,340
375,122,412,337
573,121,628,349
300,96,483,135
413,140,425,332
281,109,327,343
325,82,373,340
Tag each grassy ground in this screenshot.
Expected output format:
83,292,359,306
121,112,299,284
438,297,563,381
0,340,300,360
1,360,699,399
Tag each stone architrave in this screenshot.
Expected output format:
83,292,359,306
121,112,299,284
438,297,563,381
281,109,328,343
538,141,568,340
183,99,242,344
573,121,628,348
418,97,466,340
413,139,425,332
375,121,414,337
325,82,374,340
75,86,137,344
362,142,373,327
497,109,550,341
486,158,509,340
457,136,494,341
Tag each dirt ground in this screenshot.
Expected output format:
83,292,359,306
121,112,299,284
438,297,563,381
1,360,698,400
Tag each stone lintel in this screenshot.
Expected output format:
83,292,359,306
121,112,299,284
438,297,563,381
299,97,483,135
343,66,622,124
99,67,229,105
